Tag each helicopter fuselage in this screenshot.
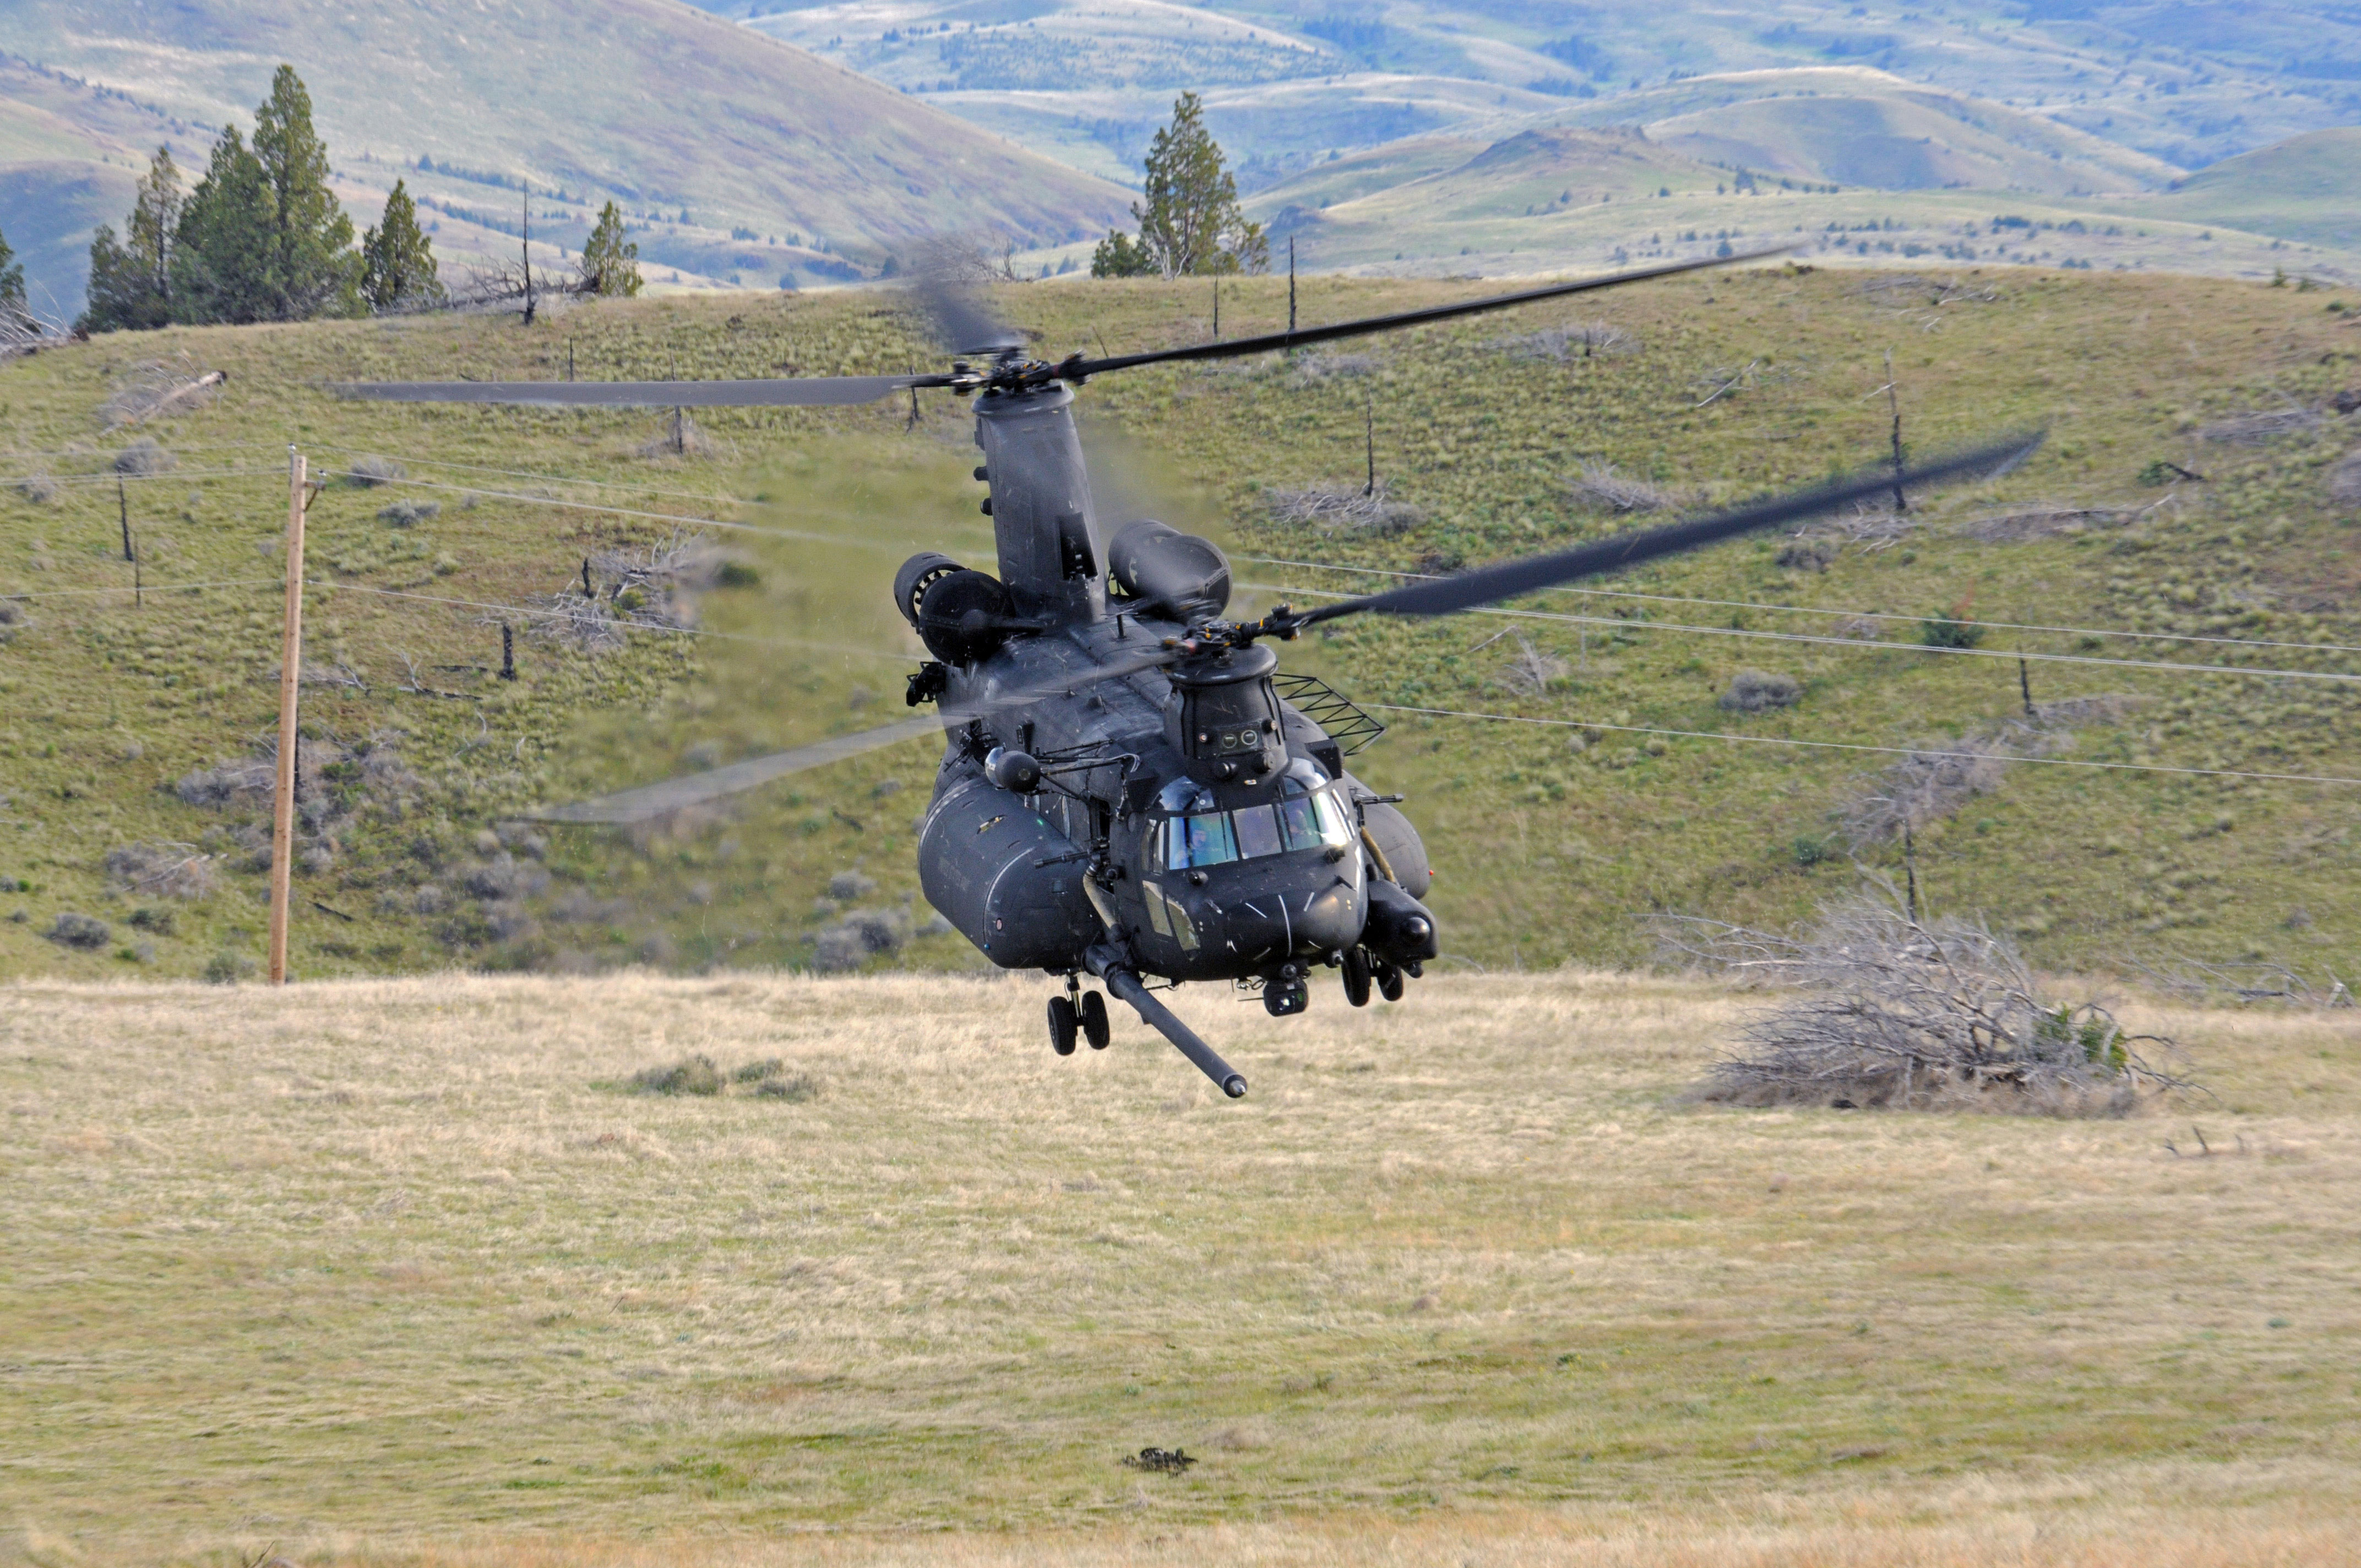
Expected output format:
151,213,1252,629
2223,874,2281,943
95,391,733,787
904,382,1438,1011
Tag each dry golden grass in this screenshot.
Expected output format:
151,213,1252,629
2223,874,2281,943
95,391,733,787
3,971,2357,1566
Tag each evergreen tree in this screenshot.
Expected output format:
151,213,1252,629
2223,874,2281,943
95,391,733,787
360,179,443,312
171,127,280,324
575,202,643,297
1089,227,1154,279
252,66,362,318
0,224,25,315
1095,93,1265,280
80,145,181,333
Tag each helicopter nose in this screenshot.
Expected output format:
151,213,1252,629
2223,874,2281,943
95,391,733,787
1296,877,1363,953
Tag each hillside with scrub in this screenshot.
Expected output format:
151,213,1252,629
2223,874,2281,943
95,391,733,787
2,263,2359,989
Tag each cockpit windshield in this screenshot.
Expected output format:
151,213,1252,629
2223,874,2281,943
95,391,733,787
1157,770,1354,870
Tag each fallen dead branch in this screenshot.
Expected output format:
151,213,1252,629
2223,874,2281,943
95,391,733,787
1661,896,2191,1114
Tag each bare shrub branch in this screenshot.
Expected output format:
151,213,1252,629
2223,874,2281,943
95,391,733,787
1265,480,1419,536
1658,896,2192,1115
1568,459,1682,514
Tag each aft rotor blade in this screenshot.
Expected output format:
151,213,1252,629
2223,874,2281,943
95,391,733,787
1291,432,2045,628
336,374,956,409
528,644,1184,825
912,273,1025,358
1062,247,1788,379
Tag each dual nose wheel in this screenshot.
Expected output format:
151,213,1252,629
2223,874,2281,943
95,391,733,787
1048,991,1111,1055
1339,946,1405,1005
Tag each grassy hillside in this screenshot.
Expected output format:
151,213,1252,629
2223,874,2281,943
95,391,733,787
1244,126,2342,286
5,970,2357,1559
2,266,2360,988
0,0,1130,313
2139,128,2361,254
1577,67,2184,196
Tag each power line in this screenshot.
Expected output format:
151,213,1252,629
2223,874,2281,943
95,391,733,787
2,577,279,600
16,466,286,487
1240,580,2361,689
1237,553,2361,661
308,466,909,549
314,580,915,662
305,442,780,509
1366,701,2361,789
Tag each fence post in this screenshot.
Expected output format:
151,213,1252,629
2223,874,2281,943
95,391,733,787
268,448,307,986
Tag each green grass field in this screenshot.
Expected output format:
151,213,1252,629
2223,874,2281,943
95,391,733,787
2,265,2360,988
3,971,2356,1563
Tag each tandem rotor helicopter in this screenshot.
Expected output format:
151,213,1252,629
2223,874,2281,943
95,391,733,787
344,249,2037,1099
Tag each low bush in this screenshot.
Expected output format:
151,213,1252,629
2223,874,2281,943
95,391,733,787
347,455,407,487
113,437,176,475
1719,669,1802,714
631,1054,725,1096
45,912,110,950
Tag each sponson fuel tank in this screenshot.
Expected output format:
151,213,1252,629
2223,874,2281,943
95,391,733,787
917,771,1103,971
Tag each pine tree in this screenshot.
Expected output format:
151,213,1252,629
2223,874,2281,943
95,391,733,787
172,127,280,324
252,66,362,318
0,224,25,315
81,145,181,333
1089,228,1154,279
360,179,443,312
1108,93,1266,280
575,202,643,297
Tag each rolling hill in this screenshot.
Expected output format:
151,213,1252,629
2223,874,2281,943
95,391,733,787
2139,128,2361,254
1228,72,2355,286
0,0,1131,315
706,0,2361,198
2,268,2359,989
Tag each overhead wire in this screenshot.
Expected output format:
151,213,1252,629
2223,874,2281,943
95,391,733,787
313,580,916,663
2,577,280,600
304,465,908,548
304,442,786,508
1364,701,2361,790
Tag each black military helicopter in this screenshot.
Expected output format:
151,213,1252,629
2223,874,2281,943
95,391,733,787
345,252,2036,1099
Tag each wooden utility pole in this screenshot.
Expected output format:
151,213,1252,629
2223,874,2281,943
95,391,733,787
268,448,308,986
521,193,536,326
1287,236,1297,339
1211,277,1219,339
1363,389,1376,497
1884,349,1907,513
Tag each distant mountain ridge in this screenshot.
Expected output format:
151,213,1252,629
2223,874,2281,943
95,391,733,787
0,0,1131,314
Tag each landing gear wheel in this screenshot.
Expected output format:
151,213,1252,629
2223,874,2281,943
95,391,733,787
1341,946,1373,1008
1263,976,1310,1017
1048,995,1079,1056
1080,990,1111,1049
1374,960,1405,1003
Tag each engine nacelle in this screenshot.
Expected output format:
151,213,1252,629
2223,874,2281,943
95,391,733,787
1107,519,1231,622
893,552,1015,666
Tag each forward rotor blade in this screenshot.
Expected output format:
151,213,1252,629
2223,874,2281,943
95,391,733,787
1062,247,1788,379
335,374,955,409
527,717,945,824
1291,432,2044,628
527,644,1185,825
